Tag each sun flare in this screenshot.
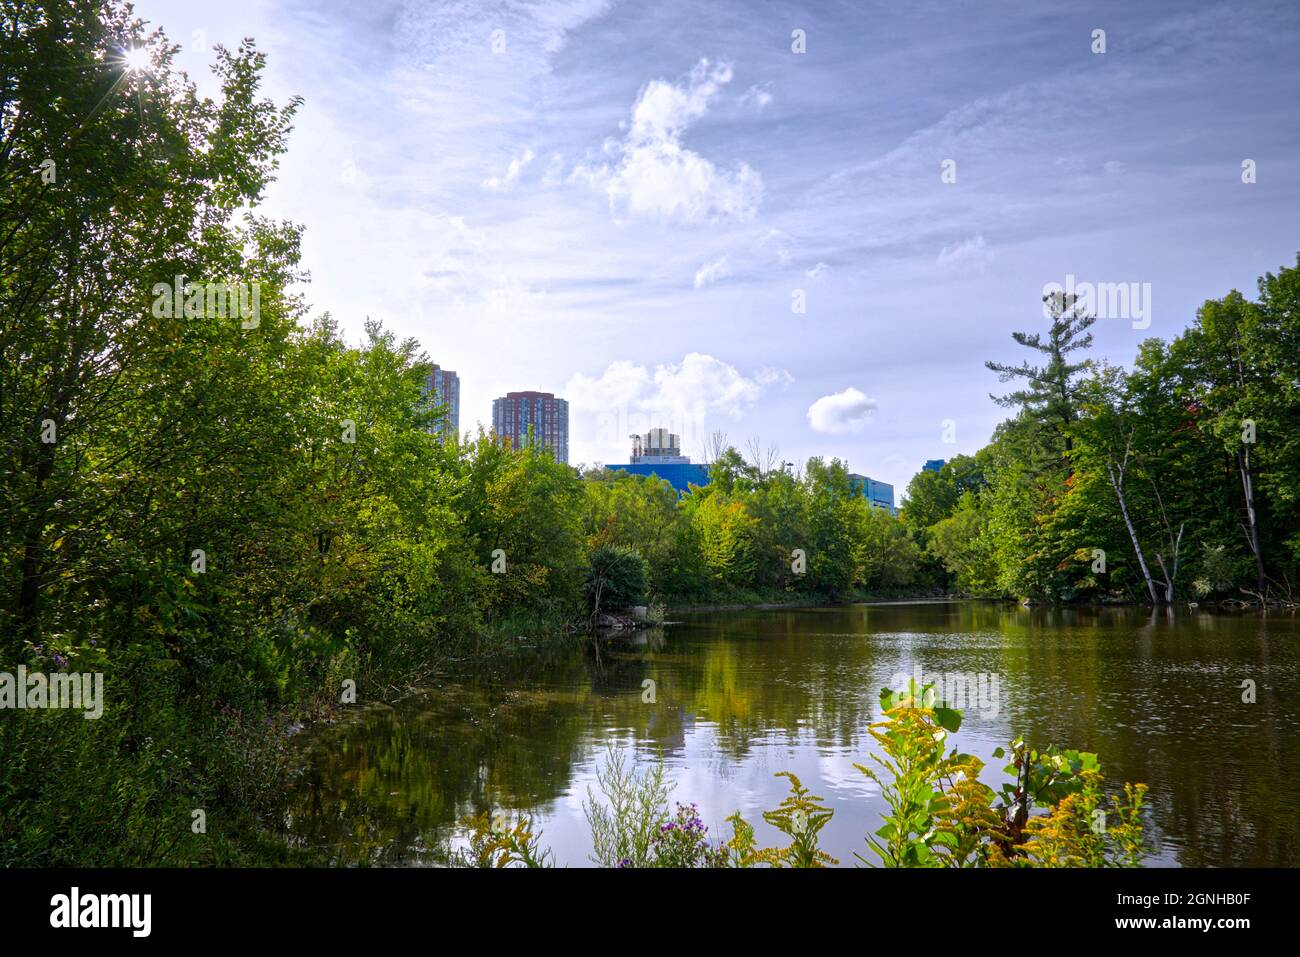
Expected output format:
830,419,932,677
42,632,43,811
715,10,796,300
122,46,150,73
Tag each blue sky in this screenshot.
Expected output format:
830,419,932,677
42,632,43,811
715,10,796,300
136,0,1300,494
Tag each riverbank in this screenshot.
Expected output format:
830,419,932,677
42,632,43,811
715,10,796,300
667,588,960,614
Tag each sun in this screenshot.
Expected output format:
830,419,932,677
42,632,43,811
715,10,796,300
122,46,150,73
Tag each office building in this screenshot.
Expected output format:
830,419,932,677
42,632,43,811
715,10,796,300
630,428,690,463
922,459,946,473
849,473,896,515
421,364,460,440
492,390,569,464
608,428,709,494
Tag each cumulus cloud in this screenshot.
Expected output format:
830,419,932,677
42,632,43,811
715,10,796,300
567,353,790,458
693,255,732,288
805,261,830,280
564,358,650,411
652,353,790,418
568,353,790,426
574,59,763,223
807,387,878,434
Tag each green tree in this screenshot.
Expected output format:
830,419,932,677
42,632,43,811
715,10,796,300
583,544,648,615
986,292,1097,469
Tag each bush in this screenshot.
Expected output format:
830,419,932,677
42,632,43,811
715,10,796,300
582,545,648,615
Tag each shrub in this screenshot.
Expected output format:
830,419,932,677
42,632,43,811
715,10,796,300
582,545,648,615
582,745,671,867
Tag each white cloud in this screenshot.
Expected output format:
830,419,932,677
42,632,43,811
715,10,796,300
564,359,652,410
936,235,990,272
568,353,789,420
653,353,790,419
740,82,774,110
805,261,830,280
760,228,794,266
482,148,536,191
807,387,878,434
693,255,733,287
418,213,526,298
542,152,566,186
574,58,763,223
567,353,790,461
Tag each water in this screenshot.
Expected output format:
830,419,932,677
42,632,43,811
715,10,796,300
285,601,1300,867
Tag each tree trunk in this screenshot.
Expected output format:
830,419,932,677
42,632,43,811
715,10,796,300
1107,456,1160,604
1237,448,1267,594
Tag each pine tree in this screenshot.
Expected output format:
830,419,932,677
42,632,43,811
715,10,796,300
986,293,1097,467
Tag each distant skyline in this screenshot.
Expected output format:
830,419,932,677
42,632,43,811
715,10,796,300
135,0,1300,494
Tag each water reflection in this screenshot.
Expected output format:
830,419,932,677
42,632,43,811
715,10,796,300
285,602,1300,867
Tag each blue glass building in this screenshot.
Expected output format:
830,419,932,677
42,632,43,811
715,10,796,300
849,473,895,514
606,462,710,494
606,429,709,494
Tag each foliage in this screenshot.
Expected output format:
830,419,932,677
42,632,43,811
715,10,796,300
456,812,553,868
651,803,727,868
582,746,673,868
986,291,1097,466
450,692,1147,870
749,772,838,868
1007,773,1149,868
855,680,993,867
1192,543,1248,598
582,544,648,615
909,256,1300,604
857,681,1148,869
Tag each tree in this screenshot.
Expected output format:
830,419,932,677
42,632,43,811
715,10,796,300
986,293,1097,469
583,544,648,616
901,454,986,536
1,3,301,650
1176,292,1269,593
925,501,997,595
854,506,922,590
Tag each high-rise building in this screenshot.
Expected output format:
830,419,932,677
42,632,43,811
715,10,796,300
849,472,896,515
492,390,569,464
922,459,946,473
630,428,688,463
422,364,460,440
609,428,708,493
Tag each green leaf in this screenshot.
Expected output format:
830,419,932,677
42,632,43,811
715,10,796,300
934,706,962,733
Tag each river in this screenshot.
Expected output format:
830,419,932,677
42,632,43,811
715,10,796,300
285,601,1300,867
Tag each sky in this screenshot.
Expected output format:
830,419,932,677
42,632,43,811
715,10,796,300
133,0,1300,496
